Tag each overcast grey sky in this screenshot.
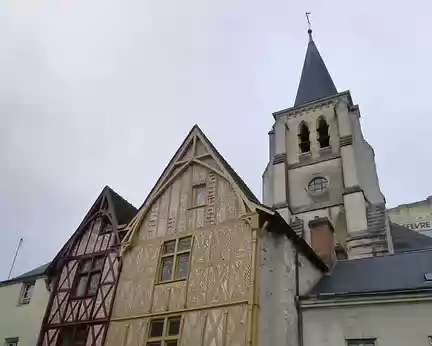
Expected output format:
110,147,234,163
1,0,431,279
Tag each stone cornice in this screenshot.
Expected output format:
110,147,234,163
272,90,353,120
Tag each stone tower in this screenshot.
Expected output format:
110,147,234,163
263,29,394,259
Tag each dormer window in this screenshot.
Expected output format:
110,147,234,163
317,117,330,148
298,123,310,153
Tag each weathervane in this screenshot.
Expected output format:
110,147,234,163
305,12,313,41
305,12,312,30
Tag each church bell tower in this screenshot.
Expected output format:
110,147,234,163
263,28,394,259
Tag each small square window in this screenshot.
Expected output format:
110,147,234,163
149,320,164,338
148,316,181,345
192,185,206,207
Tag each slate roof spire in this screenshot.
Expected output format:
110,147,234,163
294,28,338,106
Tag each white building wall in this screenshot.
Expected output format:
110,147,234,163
302,302,432,346
0,277,50,346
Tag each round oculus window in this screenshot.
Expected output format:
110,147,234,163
308,177,329,194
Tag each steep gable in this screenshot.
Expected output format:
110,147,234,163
122,125,272,252
49,186,137,271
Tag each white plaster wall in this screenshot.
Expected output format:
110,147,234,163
259,232,298,346
0,278,49,346
351,113,385,204
288,159,344,210
302,302,432,346
262,162,274,206
259,231,324,346
298,253,323,296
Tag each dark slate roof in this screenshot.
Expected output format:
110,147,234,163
307,249,432,297
108,187,138,225
391,222,432,253
294,30,337,106
0,262,49,286
14,262,50,280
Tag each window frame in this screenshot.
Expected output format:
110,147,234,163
191,184,207,208
19,281,35,305
147,316,182,346
5,337,19,346
307,176,329,195
157,237,193,284
72,255,105,299
346,339,376,346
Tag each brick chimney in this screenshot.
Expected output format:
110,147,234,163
309,217,337,268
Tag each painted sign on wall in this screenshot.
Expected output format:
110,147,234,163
403,221,432,231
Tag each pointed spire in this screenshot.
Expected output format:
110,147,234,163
294,28,337,106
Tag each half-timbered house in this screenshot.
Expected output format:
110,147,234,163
38,186,137,346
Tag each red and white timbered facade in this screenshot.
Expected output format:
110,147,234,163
38,187,136,346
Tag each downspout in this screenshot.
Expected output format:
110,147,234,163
295,247,304,346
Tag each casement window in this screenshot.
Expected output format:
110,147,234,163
158,237,192,283
19,281,35,305
347,339,376,346
5,337,19,346
192,184,206,207
57,326,87,346
147,316,181,346
73,256,105,298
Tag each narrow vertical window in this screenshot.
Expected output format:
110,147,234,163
298,123,310,153
192,184,206,207
317,117,330,148
73,256,104,298
19,281,35,305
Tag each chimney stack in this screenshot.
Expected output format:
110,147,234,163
309,217,336,268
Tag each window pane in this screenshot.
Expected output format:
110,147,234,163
175,254,189,279
178,237,192,251
75,327,88,342
166,341,178,346
75,276,88,297
80,259,92,273
146,343,161,346
160,257,173,281
167,317,181,336
58,328,74,346
163,241,176,255
193,185,206,206
88,273,101,295
149,319,164,338
93,257,105,270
